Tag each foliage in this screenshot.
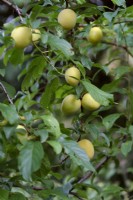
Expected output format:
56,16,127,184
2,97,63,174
0,0,133,199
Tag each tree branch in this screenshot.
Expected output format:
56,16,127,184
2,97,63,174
77,156,109,184
0,82,13,104
102,40,133,58
1,0,23,22
69,156,109,194
65,0,69,8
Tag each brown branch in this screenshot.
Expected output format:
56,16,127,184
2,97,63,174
102,40,133,58
65,0,69,8
78,156,109,184
69,156,110,194
0,82,13,104
1,0,23,22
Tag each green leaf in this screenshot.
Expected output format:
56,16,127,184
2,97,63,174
9,193,26,200
18,141,44,181
62,140,95,172
3,126,16,139
48,33,74,58
103,184,123,195
103,9,120,22
111,0,126,7
0,104,19,124
103,113,121,130
76,0,86,4
22,56,46,90
47,140,62,154
0,69,5,77
11,187,30,198
1,81,16,98
34,129,48,143
82,80,113,106
39,188,70,200
41,112,61,138
0,45,5,56
0,189,9,200
127,89,133,121
40,78,60,109
102,79,121,93
3,48,13,66
9,48,24,65
121,141,132,156
113,65,131,79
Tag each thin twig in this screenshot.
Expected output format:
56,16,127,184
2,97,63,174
78,156,109,184
102,40,133,58
1,0,23,22
69,156,109,194
65,0,69,8
0,82,13,104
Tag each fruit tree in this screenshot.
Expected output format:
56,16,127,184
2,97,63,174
0,0,133,199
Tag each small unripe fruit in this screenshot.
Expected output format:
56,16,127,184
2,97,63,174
16,125,28,144
58,9,77,30
61,94,81,115
65,66,81,86
81,93,100,110
78,139,94,159
87,27,103,44
32,29,41,43
11,26,32,48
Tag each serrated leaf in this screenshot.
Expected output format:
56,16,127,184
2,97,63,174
82,80,113,106
18,141,44,181
0,189,9,200
40,78,59,109
0,103,19,124
121,141,132,156
22,56,46,90
48,33,74,58
41,112,61,138
103,113,121,130
62,140,95,172
47,140,62,154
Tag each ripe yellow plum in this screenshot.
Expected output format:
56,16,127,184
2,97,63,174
16,125,28,144
58,9,77,30
61,94,81,115
87,27,103,44
11,26,32,48
81,93,100,110
65,66,81,86
32,29,41,43
78,139,94,159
